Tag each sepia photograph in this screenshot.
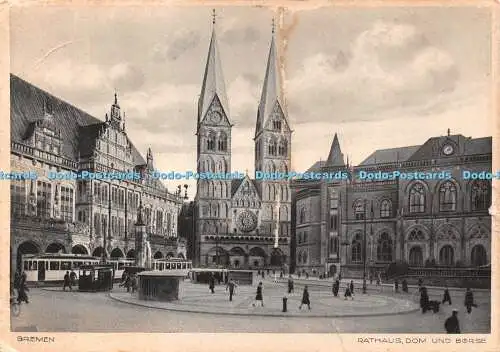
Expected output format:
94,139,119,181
3,1,497,346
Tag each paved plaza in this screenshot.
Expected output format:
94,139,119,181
11,278,490,333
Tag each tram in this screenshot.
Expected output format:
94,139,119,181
21,253,192,283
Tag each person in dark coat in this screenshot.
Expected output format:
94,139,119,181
464,288,476,314
394,279,399,293
299,285,311,310
349,280,354,295
14,270,21,291
70,270,77,286
420,286,429,313
332,280,339,297
17,272,29,304
261,271,265,279
63,271,72,291
344,285,353,300
226,279,237,302
130,274,138,293
287,276,294,294
444,309,461,333
402,279,408,293
209,275,215,294
442,285,452,305
253,282,264,307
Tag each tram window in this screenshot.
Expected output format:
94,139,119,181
177,263,181,269
61,261,71,270
166,263,170,270
49,261,60,270
118,263,124,270
182,263,186,269
160,263,164,270
24,261,28,270
32,261,37,270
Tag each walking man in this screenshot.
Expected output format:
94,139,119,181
252,282,264,307
17,272,29,304
209,274,215,294
402,279,408,293
226,279,237,302
299,285,311,310
444,309,461,333
464,288,476,314
349,280,354,296
442,285,452,305
333,279,340,297
344,285,353,300
287,276,294,294
63,271,72,291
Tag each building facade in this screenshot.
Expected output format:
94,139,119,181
193,20,291,269
10,74,184,274
291,132,492,277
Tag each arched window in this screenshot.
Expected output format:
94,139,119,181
471,181,490,211
278,139,287,156
409,183,425,213
380,199,391,218
439,181,457,212
268,139,277,156
354,200,365,220
471,245,487,267
351,233,362,263
439,245,454,266
273,120,282,131
299,207,306,224
408,229,425,241
207,132,215,151
376,232,393,262
218,132,227,151
409,246,423,266
302,251,308,264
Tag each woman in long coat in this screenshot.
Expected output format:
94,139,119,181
253,282,264,307
464,288,475,314
299,285,311,309
344,285,353,300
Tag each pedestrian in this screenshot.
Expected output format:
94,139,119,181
369,273,373,285
349,280,354,295
257,269,261,276
63,271,72,291
226,278,238,302
420,286,429,313
333,279,340,297
297,271,301,278
305,272,309,279
444,309,461,333
402,279,408,293
344,285,353,300
280,271,283,279
70,270,77,286
253,282,264,307
394,279,399,293
464,288,476,314
14,270,21,291
209,275,215,294
442,285,452,305
287,276,294,294
130,275,137,293
338,273,342,282
299,285,311,310
261,271,265,279
377,272,381,285
17,272,29,304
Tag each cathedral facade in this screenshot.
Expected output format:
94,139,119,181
193,21,292,269
291,133,492,277
10,75,183,274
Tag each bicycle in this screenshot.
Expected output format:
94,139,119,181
10,297,21,317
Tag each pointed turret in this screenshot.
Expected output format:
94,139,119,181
325,133,345,167
198,10,229,125
256,19,285,134
146,147,153,168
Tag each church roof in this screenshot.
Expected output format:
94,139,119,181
10,74,146,165
406,135,491,161
256,33,285,132
198,28,229,125
231,177,261,198
360,146,420,166
325,133,344,167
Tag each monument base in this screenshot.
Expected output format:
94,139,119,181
137,270,187,302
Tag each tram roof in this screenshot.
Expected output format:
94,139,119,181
22,253,99,260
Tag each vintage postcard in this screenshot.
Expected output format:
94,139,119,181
0,0,498,351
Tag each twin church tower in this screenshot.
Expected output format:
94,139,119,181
194,12,292,268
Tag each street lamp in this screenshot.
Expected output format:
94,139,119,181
362,199,367,293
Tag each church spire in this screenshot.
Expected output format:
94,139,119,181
256,18,285,135
325,133,345,167
198,9,229,126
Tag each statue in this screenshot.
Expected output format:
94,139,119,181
135,200,153,269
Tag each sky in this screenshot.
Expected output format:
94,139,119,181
10,5,493,198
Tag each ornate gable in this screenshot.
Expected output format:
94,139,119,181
232,176,261,204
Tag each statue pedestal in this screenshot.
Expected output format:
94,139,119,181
137,270,188,302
